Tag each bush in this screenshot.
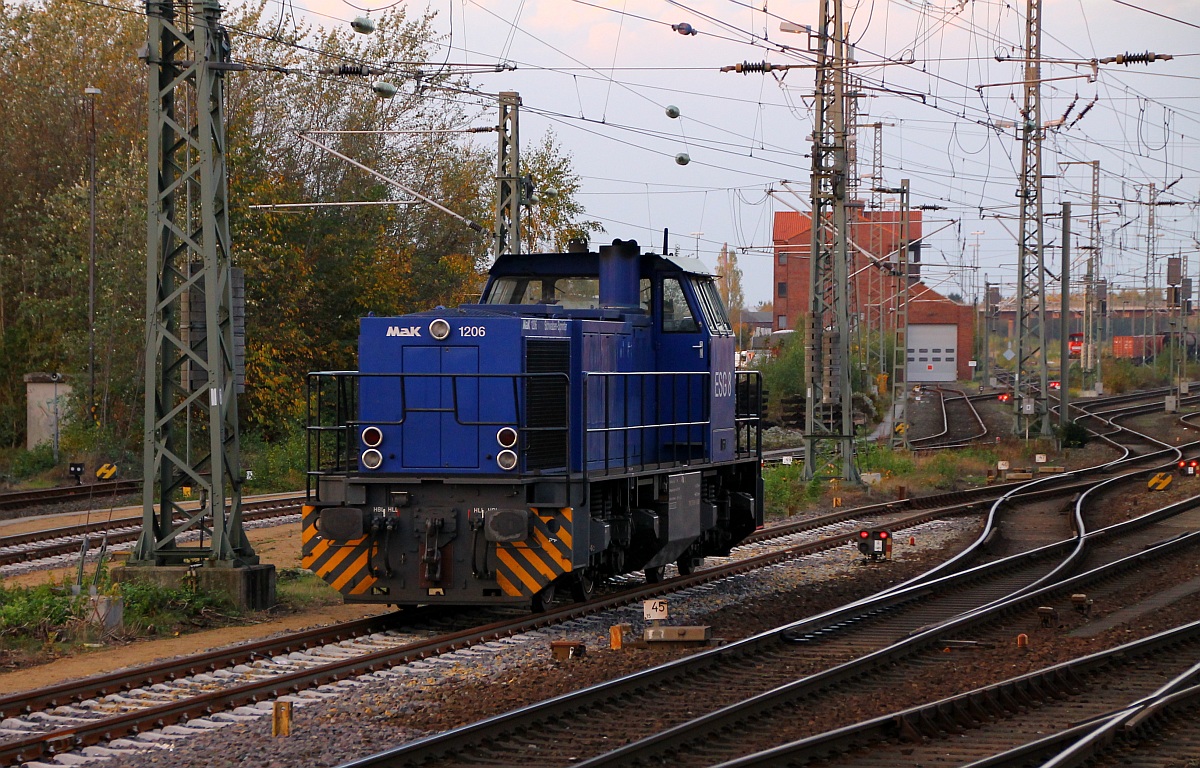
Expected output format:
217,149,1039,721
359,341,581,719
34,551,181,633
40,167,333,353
117,579,237,633
0,583,82,641
241,428,307,493
758,336,806,409
1058,420,1089,448
857,443,915,477
8,443,57,481
763,462,821,518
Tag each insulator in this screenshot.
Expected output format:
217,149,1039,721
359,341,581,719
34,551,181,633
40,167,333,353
372,81,398,99
1109,51,1159,66
735,61,771,74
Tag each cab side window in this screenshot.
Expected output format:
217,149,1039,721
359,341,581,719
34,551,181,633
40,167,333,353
662,277,700,333
692,277,733,334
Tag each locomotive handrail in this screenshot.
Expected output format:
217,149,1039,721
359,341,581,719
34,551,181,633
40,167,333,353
582,370,709,476
307,366,761,505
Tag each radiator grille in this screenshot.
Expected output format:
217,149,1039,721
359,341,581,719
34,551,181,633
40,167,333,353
524,339,570,470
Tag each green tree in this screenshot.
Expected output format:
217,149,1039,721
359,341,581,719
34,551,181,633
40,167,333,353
519,130,603,253
0,0,603,450
0,0,146,447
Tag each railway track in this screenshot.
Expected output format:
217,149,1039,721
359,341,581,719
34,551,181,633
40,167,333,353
906,385,988,450
1,451,1148,766
0,495,305,574
356,467,1200,767
0,482,139,514
4,391,1197,767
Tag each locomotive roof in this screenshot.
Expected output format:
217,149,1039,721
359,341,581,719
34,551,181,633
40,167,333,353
489,249,712,278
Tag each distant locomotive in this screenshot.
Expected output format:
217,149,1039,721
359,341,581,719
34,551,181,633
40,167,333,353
303,239,763,609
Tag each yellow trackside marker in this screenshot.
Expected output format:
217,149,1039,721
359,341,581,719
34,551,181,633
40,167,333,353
272,701,292,737
1148,472,1173,491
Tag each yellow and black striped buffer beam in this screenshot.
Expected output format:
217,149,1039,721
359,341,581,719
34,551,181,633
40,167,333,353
495,507,574,597
302,505,378,596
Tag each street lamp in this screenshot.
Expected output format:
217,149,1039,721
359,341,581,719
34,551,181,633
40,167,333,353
85,86,100,426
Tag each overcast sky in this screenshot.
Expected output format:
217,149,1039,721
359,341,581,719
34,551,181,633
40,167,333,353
281,0,1200,308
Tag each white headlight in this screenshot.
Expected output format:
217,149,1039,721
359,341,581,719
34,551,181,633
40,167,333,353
361,426,383,447
496,450,518,471
429,318,451,340
361,448,383,470
496,427,518,448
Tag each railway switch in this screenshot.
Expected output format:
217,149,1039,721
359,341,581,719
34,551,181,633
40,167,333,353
857,529,891,561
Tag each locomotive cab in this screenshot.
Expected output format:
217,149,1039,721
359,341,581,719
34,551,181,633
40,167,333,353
304,239,763,609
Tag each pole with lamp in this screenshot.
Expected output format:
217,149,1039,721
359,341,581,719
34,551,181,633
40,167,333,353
85,85,101,427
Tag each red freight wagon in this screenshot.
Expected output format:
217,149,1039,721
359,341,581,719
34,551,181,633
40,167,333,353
1111,335,1162,362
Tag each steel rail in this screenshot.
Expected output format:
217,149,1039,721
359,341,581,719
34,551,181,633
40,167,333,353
3,391,1188,765
574,526,1200,767
329,404,1200,767
331,473,1200,767
0,481,140,513
711,615,1200,768
0,496,305,567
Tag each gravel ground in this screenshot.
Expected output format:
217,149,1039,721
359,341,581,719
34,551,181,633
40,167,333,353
49,518,981,768
13,406,1199,768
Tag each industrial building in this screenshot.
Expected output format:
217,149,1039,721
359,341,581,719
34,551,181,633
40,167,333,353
773,210,976,383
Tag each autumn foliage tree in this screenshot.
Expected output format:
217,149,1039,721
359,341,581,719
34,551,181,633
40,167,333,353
715,244,747,345
0,0,599,450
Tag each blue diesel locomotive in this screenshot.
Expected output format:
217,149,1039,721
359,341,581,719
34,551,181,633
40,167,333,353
303,239,763,609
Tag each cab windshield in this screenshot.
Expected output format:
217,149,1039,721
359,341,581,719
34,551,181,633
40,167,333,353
486,276,651,312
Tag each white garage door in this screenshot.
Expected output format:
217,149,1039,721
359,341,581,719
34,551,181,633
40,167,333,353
908,324,958,382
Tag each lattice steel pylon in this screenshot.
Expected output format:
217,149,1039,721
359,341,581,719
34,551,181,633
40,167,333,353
804,0,859,483
1013,0,1051,437
889,181,911,451
132,0,257,567
494,91,521,259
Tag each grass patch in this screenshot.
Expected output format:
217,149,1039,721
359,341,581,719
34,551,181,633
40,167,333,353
274,567,343,610
0,572,243,665
116,578,239,635
763,463,823,519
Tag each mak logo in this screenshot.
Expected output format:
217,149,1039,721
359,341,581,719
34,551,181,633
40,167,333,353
386,326,422,337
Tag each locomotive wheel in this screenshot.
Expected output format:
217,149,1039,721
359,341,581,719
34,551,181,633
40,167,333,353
644,566,664,583
531,582,557,612
570,570,596,602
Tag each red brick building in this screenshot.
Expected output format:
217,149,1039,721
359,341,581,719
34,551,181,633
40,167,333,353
773,210,976,382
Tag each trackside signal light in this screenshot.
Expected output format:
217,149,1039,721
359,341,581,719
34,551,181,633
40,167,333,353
998,392,1012,402
857,529,892,560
